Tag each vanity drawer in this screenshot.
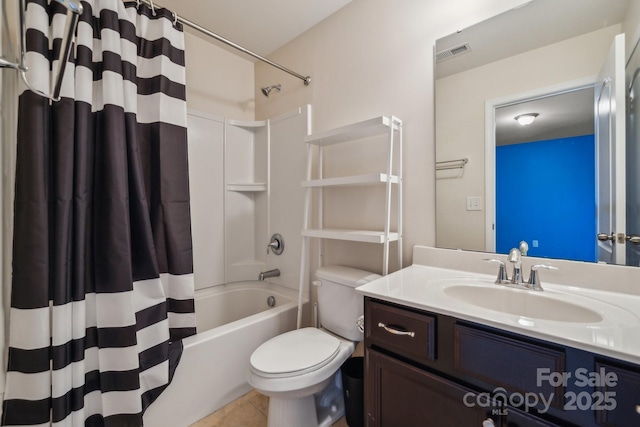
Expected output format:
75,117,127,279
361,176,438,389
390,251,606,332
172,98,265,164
365,300,436,363
594,361,640,426
454,324,565,409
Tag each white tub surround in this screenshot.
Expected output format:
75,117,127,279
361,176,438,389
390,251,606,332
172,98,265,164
356,246,640,365
188,107,309,292
143,282,302,427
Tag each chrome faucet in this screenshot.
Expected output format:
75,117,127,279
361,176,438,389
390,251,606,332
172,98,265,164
519,240,529,256
508,248,522,284
259,268,280,281
484,256,558,291
526,264,558,291
483,258,508,283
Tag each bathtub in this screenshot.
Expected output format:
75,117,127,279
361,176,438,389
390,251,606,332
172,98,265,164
143,281,300,427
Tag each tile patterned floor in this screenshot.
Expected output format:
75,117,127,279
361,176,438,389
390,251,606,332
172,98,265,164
190,389,349,427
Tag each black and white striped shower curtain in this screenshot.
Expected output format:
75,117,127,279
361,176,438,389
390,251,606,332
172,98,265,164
2,1,196,425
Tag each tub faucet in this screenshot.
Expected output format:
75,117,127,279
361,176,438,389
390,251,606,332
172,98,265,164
259,268,280,281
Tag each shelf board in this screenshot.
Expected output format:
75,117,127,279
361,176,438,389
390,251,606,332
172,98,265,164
227,182,267,192
301,173,398,188
226,119,267,129
301,228,399,243
304,116,399,146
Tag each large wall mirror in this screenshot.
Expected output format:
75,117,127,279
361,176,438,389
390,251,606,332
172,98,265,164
435,0,640,267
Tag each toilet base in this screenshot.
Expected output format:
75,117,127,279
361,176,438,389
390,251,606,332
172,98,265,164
315,372,345,427
265,373,345,427
267,395,317,427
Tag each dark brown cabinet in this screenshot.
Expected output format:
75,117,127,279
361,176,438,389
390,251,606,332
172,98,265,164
364,297,640,427
366,348,500,427
365,299,436,364
594,362,640,426
505,407,559,427
453,324,566,410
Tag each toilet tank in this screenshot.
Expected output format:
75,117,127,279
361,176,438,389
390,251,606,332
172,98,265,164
315,266,381,341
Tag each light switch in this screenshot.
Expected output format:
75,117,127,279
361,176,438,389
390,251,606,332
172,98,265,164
466,196,482,211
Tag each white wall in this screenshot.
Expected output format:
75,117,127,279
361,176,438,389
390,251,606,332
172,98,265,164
184,31,255,120
624,0,640,59
435,25,620,251
254,0,529,274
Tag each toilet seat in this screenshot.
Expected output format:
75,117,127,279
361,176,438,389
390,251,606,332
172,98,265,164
250,328,340,378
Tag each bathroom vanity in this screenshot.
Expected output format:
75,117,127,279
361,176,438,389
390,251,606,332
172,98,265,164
356,247,640,427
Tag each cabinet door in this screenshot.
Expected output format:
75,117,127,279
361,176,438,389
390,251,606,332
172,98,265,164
506,407,561,427
366,348,501,427
595,362,640,426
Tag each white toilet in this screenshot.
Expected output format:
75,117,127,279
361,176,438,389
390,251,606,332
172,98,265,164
248,266,381,427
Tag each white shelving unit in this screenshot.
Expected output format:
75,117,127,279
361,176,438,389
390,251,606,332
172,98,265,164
299,115,403,281
303,116,398,147
301,228,400,244
301,173,398,188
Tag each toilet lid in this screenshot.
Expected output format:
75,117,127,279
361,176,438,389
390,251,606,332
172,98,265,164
250,327,341,377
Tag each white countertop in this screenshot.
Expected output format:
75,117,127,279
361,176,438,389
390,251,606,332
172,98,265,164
356,264,640,365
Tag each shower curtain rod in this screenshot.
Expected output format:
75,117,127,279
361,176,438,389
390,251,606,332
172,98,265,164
137,0,311,86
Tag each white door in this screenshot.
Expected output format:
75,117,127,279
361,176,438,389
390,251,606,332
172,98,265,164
595,34,626,265
626,37,640,266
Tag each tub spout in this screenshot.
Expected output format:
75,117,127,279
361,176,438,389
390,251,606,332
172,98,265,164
259,268,280,281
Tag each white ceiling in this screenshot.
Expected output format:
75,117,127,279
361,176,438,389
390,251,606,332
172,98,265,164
495,88,595,146
436,0,632,146
435,0,630,79
157,0,353,57
155,0,625,146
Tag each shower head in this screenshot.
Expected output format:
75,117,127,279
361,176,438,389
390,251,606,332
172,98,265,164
261,84,281,97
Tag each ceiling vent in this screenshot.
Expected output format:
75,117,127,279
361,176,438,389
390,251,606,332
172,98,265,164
435,43,471,62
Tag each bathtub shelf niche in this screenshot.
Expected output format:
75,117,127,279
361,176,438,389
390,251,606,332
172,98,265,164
300,115,403,277
225,119,269,283
226,183,267,192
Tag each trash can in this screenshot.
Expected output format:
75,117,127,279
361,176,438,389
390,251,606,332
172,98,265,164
341,356,364,427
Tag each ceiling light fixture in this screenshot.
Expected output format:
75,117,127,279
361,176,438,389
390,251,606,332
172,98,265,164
514,113,539,126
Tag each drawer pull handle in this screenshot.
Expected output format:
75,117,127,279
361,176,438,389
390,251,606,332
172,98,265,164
636,404,640,414
377,322,415,337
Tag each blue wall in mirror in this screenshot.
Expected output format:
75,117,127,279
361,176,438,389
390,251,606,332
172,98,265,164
496,135,596,262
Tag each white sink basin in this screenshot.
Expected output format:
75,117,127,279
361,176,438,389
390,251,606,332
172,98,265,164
444,284,603,323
